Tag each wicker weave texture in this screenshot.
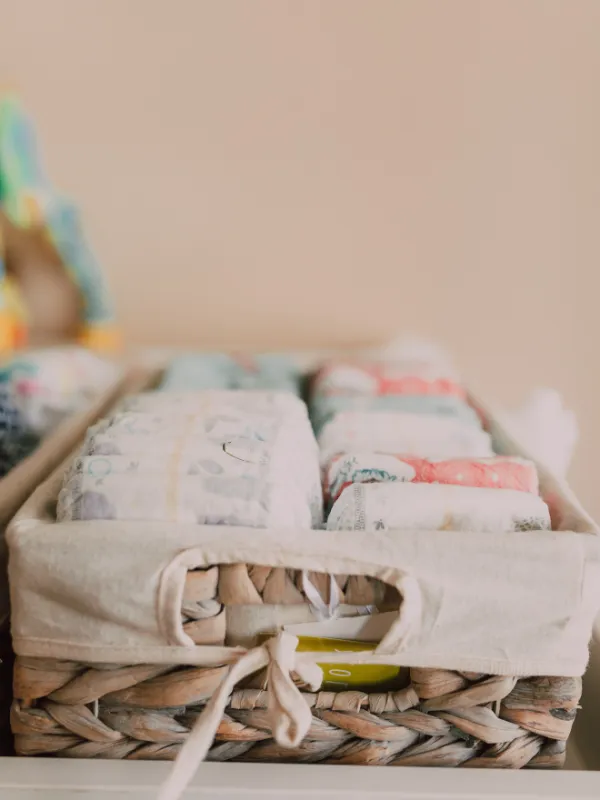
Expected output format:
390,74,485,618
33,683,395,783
180,565,395,647
12,656,580,768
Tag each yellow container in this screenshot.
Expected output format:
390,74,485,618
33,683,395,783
295,636,401,691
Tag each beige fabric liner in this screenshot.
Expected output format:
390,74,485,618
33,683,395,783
7,387,600,677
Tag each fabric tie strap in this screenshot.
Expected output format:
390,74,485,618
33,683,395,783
157,631,323,800
301,570,341,621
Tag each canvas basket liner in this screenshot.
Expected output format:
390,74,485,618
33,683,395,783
6,386,600,679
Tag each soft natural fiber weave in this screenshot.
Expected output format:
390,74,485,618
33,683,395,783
12,658,580,768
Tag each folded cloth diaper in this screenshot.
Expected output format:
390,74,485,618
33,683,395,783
160,353,301,394
325,453,539,505
327,482,551,533
318,411,494,465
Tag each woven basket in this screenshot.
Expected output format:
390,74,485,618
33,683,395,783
7,377,599,777
9,563,583,768
11,664,580,768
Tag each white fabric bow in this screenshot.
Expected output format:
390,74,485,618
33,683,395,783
157,631,323,800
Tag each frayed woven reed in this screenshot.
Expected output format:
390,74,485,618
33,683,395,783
11,657,580,768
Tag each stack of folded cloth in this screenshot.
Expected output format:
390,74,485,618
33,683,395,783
0,346,119,477
311,356,551,533
159,353,301,394
57,389,323,529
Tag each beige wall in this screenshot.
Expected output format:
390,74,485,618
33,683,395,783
2,0,600,514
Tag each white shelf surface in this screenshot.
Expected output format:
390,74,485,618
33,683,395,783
0,758,597,800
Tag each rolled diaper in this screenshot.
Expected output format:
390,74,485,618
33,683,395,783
327,482,551,533
68,439,281,478
312,361,462,397
119,390,307,418
160,353,301,394
66,433,323,526
93,391,316,455
93,411,293,440
60,389,323,527
69,438,307,480
310,393,480,433
325,453,539,505
57,471,315,528
82,412,318,476
318,411,494,464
